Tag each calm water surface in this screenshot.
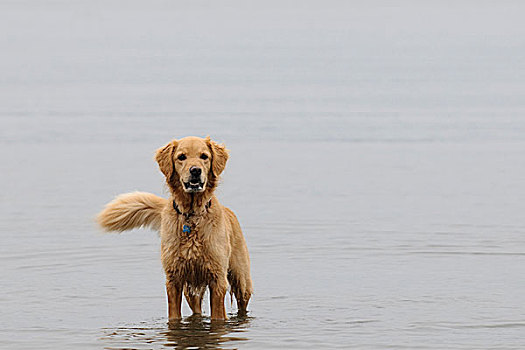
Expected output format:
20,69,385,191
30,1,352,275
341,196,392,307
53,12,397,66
1,1,525,349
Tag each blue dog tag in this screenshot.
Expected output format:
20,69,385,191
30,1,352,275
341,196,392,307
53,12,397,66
182,224,191,233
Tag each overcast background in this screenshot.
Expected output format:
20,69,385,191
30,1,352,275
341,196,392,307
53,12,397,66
1,1,525,349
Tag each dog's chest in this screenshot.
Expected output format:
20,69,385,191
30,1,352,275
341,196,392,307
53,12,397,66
178,232,205,260
162,224,214,285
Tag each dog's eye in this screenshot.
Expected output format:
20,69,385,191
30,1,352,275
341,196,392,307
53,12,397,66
200,154,209,160
177,154,186,161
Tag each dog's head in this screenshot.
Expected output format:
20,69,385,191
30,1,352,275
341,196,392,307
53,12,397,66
155,136,229,193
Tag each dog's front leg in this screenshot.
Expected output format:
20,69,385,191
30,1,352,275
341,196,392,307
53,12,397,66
209,277,228,320
166,279,182,321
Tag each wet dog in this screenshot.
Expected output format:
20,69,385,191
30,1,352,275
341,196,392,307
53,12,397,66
97,136,252,320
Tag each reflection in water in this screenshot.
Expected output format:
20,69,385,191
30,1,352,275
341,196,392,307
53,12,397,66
102,314,252,350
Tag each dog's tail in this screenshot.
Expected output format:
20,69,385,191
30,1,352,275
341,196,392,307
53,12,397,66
97,192,168,232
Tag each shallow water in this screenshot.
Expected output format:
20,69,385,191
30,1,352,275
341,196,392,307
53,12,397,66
1,1,525,349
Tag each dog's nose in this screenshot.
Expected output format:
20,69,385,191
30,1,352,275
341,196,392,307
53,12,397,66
190,166,202,177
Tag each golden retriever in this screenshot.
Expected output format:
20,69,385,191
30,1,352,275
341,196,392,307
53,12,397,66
97,136,252,320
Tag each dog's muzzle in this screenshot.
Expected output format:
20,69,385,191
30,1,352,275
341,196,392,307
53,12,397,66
183,166,205,192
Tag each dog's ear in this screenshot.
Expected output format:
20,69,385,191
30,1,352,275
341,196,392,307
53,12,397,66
155,140,178,181
206,137,229,177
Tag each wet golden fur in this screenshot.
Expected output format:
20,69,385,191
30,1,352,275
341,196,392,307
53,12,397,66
97,136,252,320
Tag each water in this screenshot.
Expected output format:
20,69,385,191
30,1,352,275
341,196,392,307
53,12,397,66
1,1,525,349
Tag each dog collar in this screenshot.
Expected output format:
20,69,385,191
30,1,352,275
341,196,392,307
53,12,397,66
174,200,212,235
172,200,212,218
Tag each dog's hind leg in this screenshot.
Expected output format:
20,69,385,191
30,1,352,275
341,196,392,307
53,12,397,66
228,268,253,315
184,285,205,315
224,208,253,315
